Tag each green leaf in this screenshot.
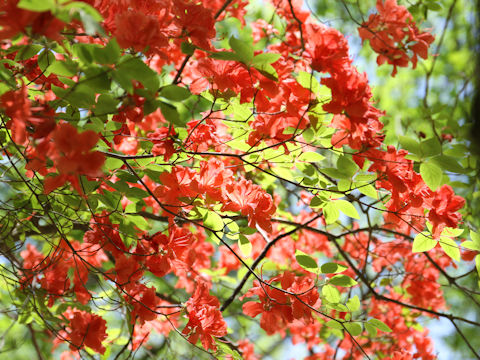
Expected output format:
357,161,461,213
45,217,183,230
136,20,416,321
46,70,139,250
412,232,437,253
442,227,464,237
127,215,149,231
115,170,138,183
310,196,324,208
115,56,159,92
203,211,224,232
103,157,123,171
254,63,278,81
295,249,318,273
320,262,347,274
124,187,149,201
355,174,377,182
95,94,119,115
159,102,183,126
357,183,378,199
181,42,197,55
210,51,242,61
321,168,351,180
49,60,78,77
368,318,392,332
238,234,252,257
470,230,480,245
325,320,344,329
420,137,442,158
337,179,350,192
365,322,378,337
160,85,191,102
38,50,56,73
18,0,54,11
62,1,103,21
73,43,97,64
425,1,442,11
329,275,358,287
15,44,43,60
462,241,480,251
323,201,339,224
476,255,480,276
346,295,360,312
298,151,325,162
337,155,358,178
215,339,242,360
296,71,321,93
430,155,465,173
83,66,111,92
252,52,281,66
439,236,460,261
420,161,443,191
322,284,340,303
344,322,362,336
229,36,254,63
399,136,421,155
75,7,104,36
334,200,360,219
93,39,121,64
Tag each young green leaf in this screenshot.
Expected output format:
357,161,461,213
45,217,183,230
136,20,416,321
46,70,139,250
344,322,362,336
439,237,460,261
325,320,344,330
323,201,339,224
420,161,443,191
295,249,318,273
298,152,325,162
412,232,437,253
346,295,360,312
160,85,191,102
368,318,392,332
203,211,224,232
322,284,340,303
365,322,378,337
320,263,347,274
334,200,360,219
329,275,358,287
228,36,254,64
238,234,252,257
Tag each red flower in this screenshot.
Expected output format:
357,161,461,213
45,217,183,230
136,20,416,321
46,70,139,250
182,304,227,351
358,0,434,76
185,280,220,311
1,85,31,144
192,158,232,202
115,254,143,285
427,185,465,237
145,226,192,277
115,11,168,54
242,278,292,335
280,272,320,322
44,123,105,194
306,23,351,73
173,1,216,50
83,213,128,257
222,179,276,233
0,0,64,41
125,284,160,325
321,66,372,117
67,310,107,354
153,166,197,217
148,126,177,161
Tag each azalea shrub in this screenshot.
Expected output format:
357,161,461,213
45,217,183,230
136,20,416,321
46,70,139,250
0,0,478,359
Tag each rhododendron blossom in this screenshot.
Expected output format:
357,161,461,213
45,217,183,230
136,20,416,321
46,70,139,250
0,0,475,359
